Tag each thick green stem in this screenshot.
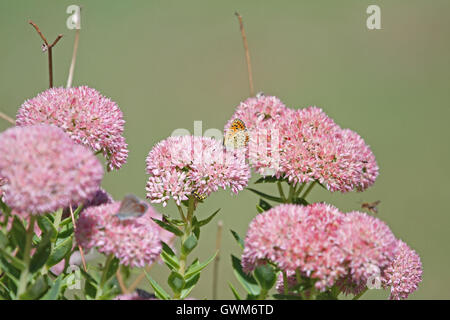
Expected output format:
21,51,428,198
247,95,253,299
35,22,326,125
96,254,114,299
301,181,316,200
174,197,195,299
283,271,288,295
17,215,36,298
277,182,286,201
176,204,186,222
287,185,295,203
294,182,306,199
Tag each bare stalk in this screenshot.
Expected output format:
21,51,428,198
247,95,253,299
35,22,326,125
235,12,255,96
0,111,15,125
66,29,80,88
28,20,63,88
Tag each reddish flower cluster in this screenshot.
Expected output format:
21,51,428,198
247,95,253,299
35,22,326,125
242,203,421,297
76,201,173,267
16,86,128,170
145,135,250,206
225,95,378,192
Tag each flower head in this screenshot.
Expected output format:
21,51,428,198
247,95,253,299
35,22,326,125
76,201,169,267
280,107,378,192
337,211,397,287
382,240,423,300
224,94,291,176
242,203,346,291
16,86,128,170
0,124,103,214
146,135,250,206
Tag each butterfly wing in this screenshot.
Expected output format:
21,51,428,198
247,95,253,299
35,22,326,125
116,194,148,220
224,118,249,150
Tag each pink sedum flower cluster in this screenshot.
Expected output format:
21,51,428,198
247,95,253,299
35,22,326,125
224,94,291,176
242,203,347,291
382,240,423,300
279,107,378,192
225,95,378,192
242,203,422,296
16,86,128,171
76,201,173,267
336,211,398,288
0,124,103,214
146,135,250,206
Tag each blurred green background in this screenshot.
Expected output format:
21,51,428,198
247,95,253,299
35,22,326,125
1,0,449,299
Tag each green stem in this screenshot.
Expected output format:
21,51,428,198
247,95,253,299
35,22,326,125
100,254,114,288
95,253,114,299
258,288,268,300
283,271,288,295
294,182,306,199
277,182,286,201
174,197,195,299
352,287,368,300
287,185,295,203
176,205,186,222
17,215,36,298
301,181,316,200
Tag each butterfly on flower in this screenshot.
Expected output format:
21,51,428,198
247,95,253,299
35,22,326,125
223,118,249,150
115,194,149,220
192,190,207,201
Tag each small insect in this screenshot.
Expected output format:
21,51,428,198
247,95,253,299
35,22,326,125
115,194,148,220
361,200,381,214
223,118,249,150
41,44,48,52
192,191,207,201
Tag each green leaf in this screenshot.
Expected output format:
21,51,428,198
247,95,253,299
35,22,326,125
144,271,170,300
180,273,200,299
230,230,244,250
197,208,221,227
0,230,9,249
192,217,200,240
0,248,24,273
184,251,217,279
228,282,242,300
259,199,272,211
41,275,62,300
246,188,283,203
160,242,179,270
10,217,26,254
151,218,183,237
168,271,185,293
56,225,74,239
29,233,52,273
47,237,72,267
103,257,120,285
37,216,57,241
162,215,184,227
0,198,11,215
181,234,198,255
254,264,277,291
19,276,48,300
231,255,260,296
